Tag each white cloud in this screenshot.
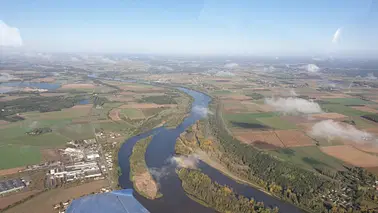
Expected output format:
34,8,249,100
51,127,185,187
70,57,81,62
0,73,16,82
169,155,200,169
215,71,235,77
0,20,23,47
193,106,213,117
332,28,342,44
149,167,171,184
147,154,201,184
310,120,374,143
290,89,298,97
100,57,117,64
366,73,377,80
224,63,239,69
156,65,173,71
306,64,320,73
265,97,322,114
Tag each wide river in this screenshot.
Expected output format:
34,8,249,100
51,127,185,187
118,88,304,213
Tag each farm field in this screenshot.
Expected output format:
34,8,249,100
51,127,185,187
224,111,300,131
0,79,187,170
322,98,373,105
268,146,345,171
120,108,145,120
320,145,378,167
0,190,41,210
274,130,315,147
56,123,95,140
0,167,25,176
0,145,41,170
321,104,367,116
234,130,284,149
352,106,378,113
256,116,297,130
3,180,108,213
233,129,315,150
60,83,95,90
311,112,347,120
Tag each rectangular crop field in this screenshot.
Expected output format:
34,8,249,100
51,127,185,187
0,145,41,170
56,123,95,140
321,104,366,116
225,112,278,130
268,146,345,171
274,130,315,147
320,145,378,167
323,98,373,105
256,117,297,130
234,130,284,149
4,133,69,147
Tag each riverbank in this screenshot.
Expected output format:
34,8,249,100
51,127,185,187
177,168,278,213
175,121,270,192
129,136,162,200
118,87,303,213
175,118,308,213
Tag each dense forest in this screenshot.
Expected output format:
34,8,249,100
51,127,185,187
177,168,278,213
0,95,86,121
198,100,378,213
139,94,178,105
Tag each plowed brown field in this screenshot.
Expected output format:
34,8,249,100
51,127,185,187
320,145,378,167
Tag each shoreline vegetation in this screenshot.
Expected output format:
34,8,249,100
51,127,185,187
182,97,378,213
129,136,162,199
177,168,279,213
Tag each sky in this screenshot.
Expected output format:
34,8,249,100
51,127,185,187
1,0,378,56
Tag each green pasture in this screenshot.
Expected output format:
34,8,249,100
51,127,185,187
0,145,41,170
256,117,297,130
268,146,345,171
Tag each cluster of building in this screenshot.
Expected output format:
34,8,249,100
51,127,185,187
253,79,279,88
46,138,107,187
0,178,30,196
104,152,113,172
322,188,353,209
24,160,61,172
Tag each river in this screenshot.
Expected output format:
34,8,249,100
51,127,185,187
118,88,304,213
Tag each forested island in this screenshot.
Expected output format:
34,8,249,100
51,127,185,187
177,168,278,213
129,136,161,199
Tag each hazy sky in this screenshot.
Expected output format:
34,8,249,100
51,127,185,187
1,0,377,55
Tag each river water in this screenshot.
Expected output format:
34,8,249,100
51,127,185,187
0,81,61,90
118,88,303,213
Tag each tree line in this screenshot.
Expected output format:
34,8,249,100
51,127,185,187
177,168,279,213
0,95,87,121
